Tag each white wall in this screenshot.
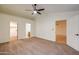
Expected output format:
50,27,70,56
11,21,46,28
35,11,79,51
35,14,55,41
0,13,35,43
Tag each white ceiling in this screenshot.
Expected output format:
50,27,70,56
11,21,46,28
0,4,79,19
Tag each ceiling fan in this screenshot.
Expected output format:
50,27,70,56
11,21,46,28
25,4,45,15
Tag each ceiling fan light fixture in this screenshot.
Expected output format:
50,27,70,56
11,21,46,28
25,4,45,15
33,11,37,14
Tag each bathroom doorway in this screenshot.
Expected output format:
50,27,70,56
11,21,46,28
10,22,18,41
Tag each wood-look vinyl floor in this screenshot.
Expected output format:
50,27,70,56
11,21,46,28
0,37,79,55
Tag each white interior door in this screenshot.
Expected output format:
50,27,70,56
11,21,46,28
68,16,79,51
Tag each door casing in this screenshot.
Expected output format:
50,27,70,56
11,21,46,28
56,20,67,44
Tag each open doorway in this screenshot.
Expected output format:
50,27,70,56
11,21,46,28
56,20,67,44
10,22,18,41
26,23,31,38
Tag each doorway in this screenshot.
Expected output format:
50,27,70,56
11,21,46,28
56,20,66,44
10,22,18,41
26,23,31,38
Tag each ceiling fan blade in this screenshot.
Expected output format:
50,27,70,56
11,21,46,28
37,8,45,11
37,12,41,15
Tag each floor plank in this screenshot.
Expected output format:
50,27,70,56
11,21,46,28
0,37,79,55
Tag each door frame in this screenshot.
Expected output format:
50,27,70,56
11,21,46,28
56,20,67,44
9,21,18,41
